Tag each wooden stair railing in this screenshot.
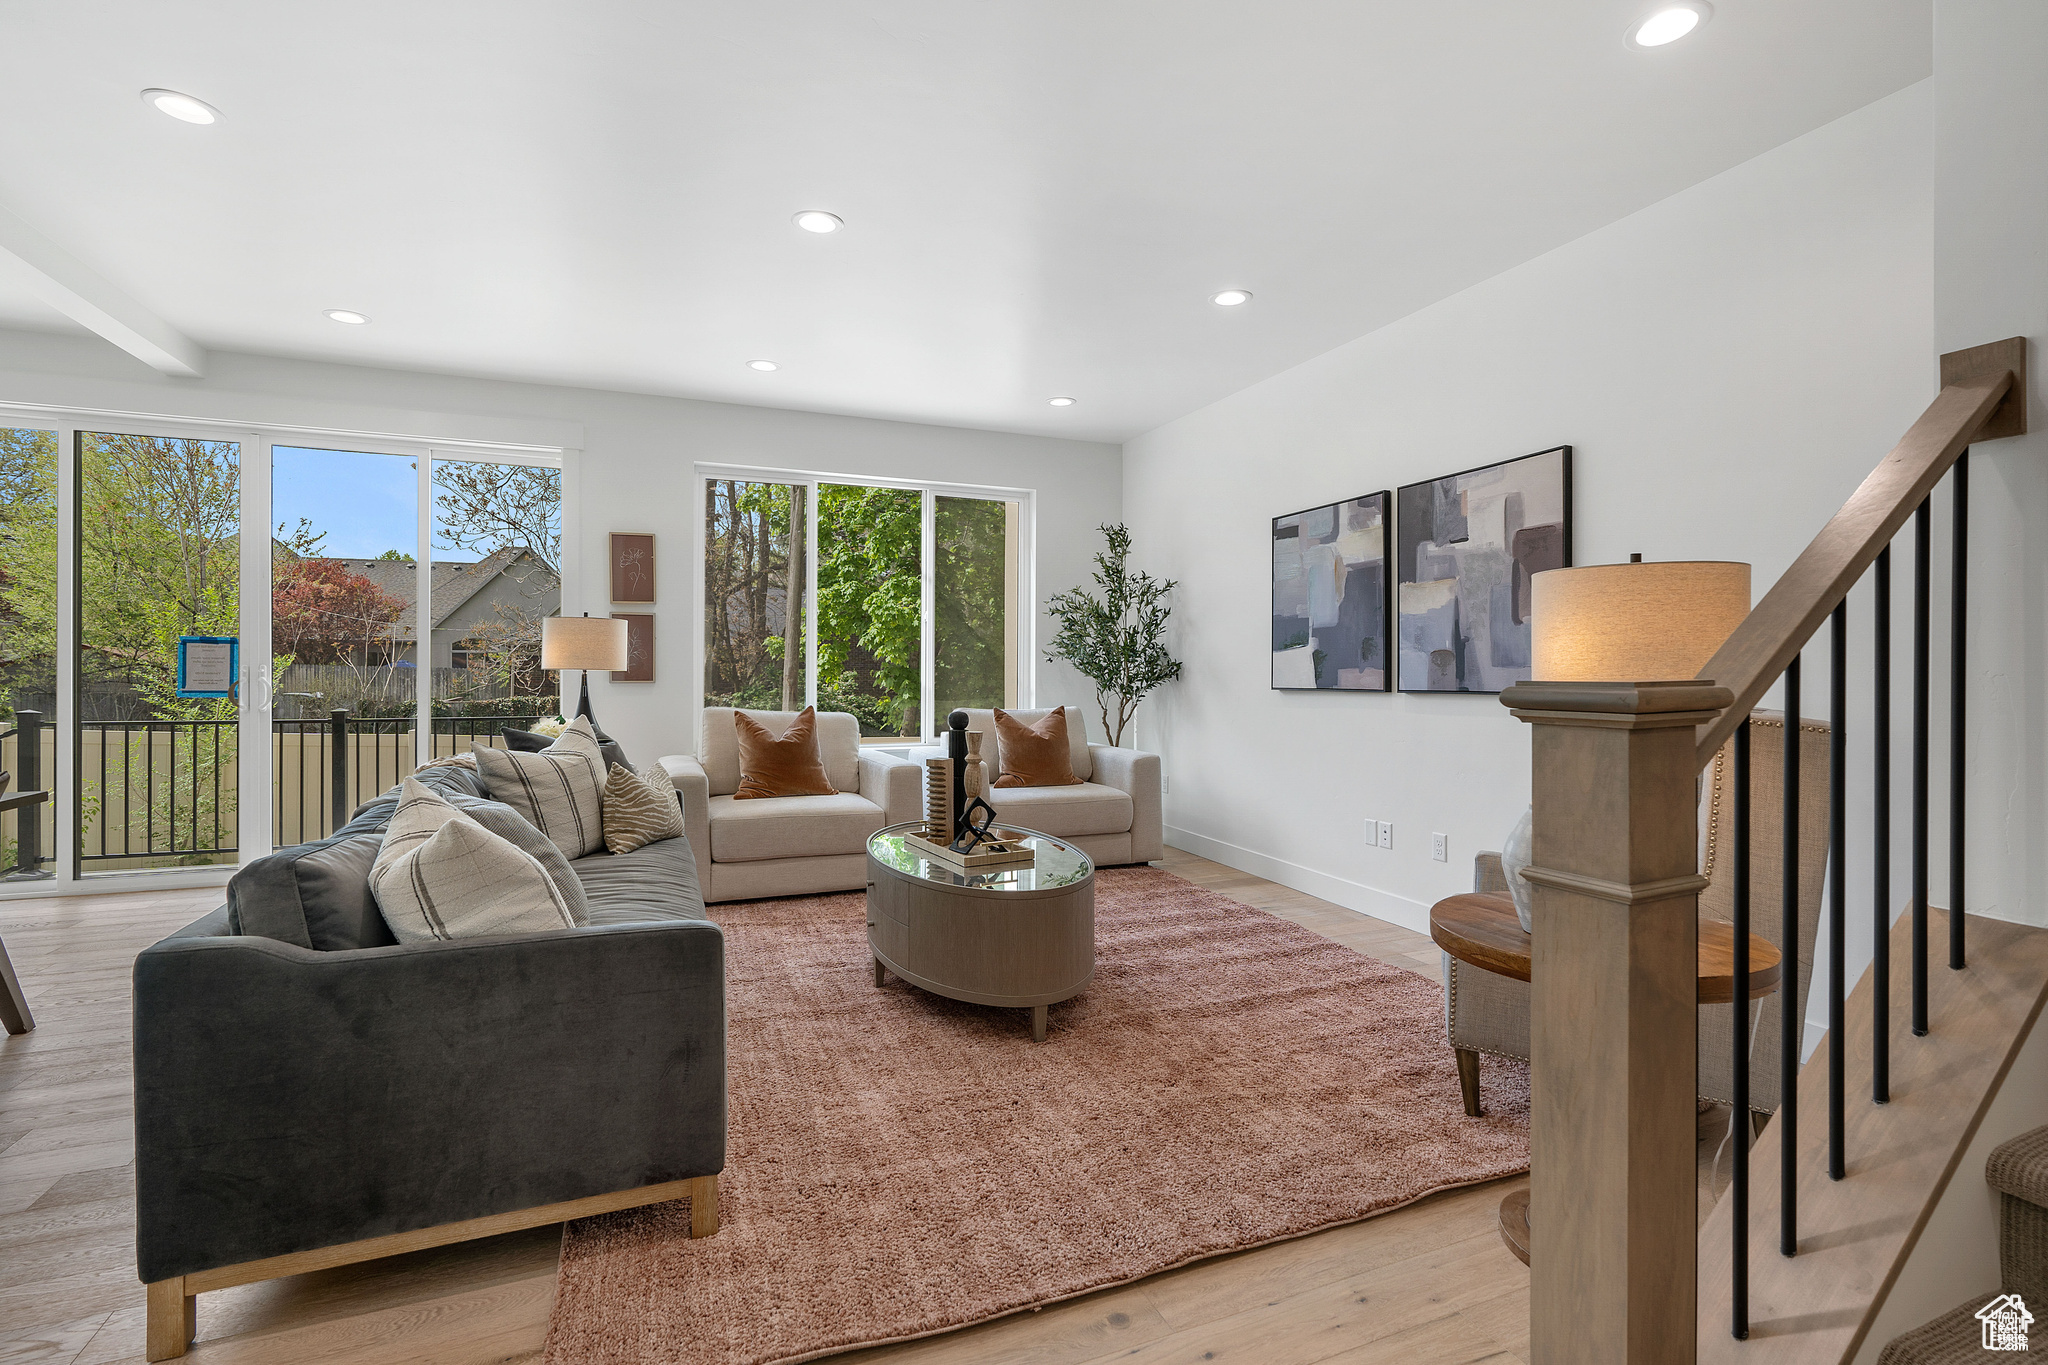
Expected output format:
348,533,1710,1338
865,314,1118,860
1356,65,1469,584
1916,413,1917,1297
1504,337,2029,1365
1694,337,2024,769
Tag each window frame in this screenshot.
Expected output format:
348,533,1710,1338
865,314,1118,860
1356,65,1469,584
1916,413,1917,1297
692,462,1035,745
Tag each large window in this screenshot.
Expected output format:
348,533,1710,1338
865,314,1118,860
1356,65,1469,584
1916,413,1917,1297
935,495,1020,717
817,483,924,741
704,480,809,712
702,474,1025,742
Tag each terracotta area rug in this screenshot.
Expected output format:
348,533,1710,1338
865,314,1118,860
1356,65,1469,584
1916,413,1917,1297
544,866,1531,1365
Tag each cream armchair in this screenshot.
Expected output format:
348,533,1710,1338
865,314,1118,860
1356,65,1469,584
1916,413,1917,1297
1447,711,1826,1120
661,708,922,903
909,707,1162,868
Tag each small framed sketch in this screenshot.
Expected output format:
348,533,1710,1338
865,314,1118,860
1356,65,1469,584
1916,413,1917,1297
1396,445,1572,694
612,613,655,682
1271,492,1391,691
610,533,655,603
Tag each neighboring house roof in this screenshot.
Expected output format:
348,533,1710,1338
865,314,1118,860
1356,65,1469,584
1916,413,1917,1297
283,546,558,643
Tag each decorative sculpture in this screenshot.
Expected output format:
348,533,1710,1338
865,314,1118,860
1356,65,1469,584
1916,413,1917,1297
922,756,955,845
906,712,1033,869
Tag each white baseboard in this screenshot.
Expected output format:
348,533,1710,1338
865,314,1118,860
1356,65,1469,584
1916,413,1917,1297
1162,824,1434,935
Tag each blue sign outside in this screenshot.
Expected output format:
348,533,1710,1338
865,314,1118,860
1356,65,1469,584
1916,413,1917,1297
176,636,239,699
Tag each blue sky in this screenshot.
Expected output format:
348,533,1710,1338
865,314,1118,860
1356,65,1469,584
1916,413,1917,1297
272,447,471,561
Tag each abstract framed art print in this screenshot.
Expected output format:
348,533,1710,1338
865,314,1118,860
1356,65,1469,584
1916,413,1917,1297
1271,492,1391,691
1396,446,1571,694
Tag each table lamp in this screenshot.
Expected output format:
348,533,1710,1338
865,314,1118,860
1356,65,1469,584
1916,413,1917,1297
1530,555,1751,682
541,613,630,737
1500,555,1751,930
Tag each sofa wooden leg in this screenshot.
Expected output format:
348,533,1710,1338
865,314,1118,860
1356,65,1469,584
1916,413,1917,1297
145,1277,194,1361
1456,1048,1482,1117
688,1174,719,1238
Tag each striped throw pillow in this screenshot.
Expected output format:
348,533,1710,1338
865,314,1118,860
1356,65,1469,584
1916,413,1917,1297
474,715,607,859
370,779,581,943
602,761,685,855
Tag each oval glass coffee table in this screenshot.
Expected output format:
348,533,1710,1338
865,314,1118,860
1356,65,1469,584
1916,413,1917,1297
865,822,1095,1042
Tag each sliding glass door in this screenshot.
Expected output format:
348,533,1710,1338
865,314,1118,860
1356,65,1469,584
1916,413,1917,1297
426,456,562,762
270,446,419,844
701,473,1028,743
0,413,569,888
77,431,243,872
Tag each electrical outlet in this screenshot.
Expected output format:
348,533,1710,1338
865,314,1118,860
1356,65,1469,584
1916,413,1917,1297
1377,820,1393,849
1432,832,1448,863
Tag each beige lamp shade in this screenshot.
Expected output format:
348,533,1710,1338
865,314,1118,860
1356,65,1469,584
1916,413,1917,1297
1529,560,1751,682
541,614,630,672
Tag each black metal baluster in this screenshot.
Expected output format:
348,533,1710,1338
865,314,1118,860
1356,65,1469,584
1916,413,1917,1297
1829,601,1847,1179
1912,499,1930,1036
1782,657,1800,1255
1733,716,1752,1338
1951,451,1969,969
1873,547,1891,1102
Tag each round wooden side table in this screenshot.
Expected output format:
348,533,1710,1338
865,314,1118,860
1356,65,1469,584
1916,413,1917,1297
1428,891,1784,1267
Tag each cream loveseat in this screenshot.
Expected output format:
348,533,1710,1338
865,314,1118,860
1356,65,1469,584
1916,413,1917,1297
661,708,922,903
910,707,1162,870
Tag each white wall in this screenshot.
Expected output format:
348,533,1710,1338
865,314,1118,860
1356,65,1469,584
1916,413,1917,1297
1122,81,1935,938
1935,0,2048,934
0,332,1120,764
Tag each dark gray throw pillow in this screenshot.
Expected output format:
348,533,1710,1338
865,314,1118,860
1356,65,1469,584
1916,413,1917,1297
505,726,628,773
227,832,394,951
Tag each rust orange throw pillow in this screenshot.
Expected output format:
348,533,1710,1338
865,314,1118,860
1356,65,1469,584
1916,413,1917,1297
992,707,1083,788
733,707,838,800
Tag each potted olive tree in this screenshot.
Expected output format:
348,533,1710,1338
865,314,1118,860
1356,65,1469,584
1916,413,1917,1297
1044,524,1181,748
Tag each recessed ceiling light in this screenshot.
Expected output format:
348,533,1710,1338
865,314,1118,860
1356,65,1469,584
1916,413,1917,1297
793,211,844,234
748,360,779,372
140,88,220,125
1049,396,1076,407
1211,290,1253,307
323,309,369,325
1627,3,1710,48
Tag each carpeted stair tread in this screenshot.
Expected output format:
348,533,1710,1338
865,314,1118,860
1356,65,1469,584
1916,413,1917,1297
1988,1125,2048,1206
1877,1294,2046,1363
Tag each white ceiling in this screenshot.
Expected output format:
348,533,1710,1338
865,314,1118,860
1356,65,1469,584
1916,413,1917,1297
0,1,1929,442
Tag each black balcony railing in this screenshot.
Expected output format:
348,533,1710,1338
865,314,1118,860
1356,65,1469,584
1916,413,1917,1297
76,710,541,867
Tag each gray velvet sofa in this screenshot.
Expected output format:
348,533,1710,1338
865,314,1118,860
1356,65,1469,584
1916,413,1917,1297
132,761,724,1362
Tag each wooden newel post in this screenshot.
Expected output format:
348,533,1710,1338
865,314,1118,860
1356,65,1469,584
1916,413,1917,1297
1501,678,1729,1365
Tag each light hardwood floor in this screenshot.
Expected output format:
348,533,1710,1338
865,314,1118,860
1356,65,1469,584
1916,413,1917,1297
0,850,1732,1365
